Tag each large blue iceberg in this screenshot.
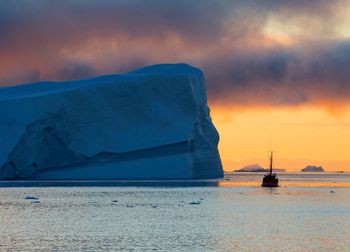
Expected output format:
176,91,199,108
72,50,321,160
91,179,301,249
0,64,223,179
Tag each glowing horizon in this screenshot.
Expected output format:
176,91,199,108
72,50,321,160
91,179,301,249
212,105,350,171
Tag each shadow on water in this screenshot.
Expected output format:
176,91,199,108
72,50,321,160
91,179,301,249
0,180,221,188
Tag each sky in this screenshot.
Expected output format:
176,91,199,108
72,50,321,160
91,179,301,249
1,0,350,171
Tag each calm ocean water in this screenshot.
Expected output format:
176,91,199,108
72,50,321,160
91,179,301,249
1,173,349,251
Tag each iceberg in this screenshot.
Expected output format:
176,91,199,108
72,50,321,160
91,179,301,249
0,64,223,179
301,165,324,172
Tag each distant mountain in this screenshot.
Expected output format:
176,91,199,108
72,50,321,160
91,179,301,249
235,164,266,172
235,163,286,172
301,165,325,172
271,168,286,172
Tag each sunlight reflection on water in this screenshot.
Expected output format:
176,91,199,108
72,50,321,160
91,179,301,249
221,172,350,187
0,173,349,251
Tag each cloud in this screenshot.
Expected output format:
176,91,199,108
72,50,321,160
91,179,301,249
0,0,349,108
202,40,350,106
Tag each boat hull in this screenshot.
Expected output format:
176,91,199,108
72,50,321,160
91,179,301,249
261,181,279,187
261,174,279,187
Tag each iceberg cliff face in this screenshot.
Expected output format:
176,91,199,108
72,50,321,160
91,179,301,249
0,64,223,179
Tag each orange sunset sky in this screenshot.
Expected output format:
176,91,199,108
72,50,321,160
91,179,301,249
1,1,350,171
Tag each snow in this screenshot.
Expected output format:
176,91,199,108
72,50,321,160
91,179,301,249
0,63,223,179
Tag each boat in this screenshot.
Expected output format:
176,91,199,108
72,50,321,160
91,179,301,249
261,151,279,187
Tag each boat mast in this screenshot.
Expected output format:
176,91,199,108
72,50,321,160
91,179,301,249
269,151,273,175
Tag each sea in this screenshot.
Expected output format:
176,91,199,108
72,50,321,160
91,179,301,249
0,172,349,251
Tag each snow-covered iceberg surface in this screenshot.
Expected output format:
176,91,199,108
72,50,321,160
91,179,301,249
0,64,223,179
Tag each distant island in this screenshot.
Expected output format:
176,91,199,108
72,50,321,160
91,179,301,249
301,165,325,172
235,164,265,172
235,164,286,172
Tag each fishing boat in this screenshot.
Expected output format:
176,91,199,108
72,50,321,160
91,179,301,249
261,151,279,187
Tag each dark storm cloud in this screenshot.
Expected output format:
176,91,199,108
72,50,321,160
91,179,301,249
0,0,228,47
57,62,96,81
0,0,349,107
204,40,350,105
